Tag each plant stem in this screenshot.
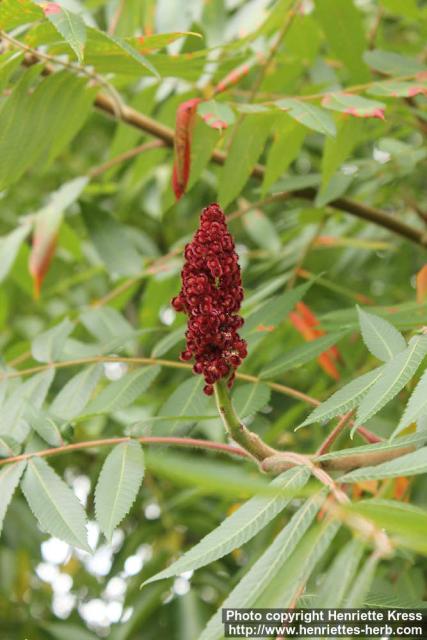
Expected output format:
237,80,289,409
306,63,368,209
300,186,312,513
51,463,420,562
213,379,277,462
316,411,354,456
0,436,249,468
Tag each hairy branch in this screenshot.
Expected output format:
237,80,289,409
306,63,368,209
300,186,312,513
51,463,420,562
0,436,249,468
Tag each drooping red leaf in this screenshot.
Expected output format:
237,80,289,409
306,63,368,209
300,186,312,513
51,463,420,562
416,264,427,304
29,210,62,299
172,98,201,200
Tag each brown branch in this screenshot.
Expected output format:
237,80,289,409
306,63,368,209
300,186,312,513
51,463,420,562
0,436,249,468
88,140,165,178
316,411,354,456
93,94,427,248
8,32,426,247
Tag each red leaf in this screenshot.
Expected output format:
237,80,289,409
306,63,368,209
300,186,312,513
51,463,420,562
28,211,62,299
201,113,229,130
214,63,251,95
343,106,385,120
41,2,62,15
393,476,410,501
416,264,427,304
172,98,201,200
289,305,341,380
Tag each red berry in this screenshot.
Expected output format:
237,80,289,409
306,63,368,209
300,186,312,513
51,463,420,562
170,203,247,390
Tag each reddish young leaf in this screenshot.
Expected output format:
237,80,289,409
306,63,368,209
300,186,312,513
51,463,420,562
41,2,61,15
213,62,251,95
416,264,427,304
172,98,201,200
29,211,62,299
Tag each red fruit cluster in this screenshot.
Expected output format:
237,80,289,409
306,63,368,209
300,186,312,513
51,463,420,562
171,203,247,395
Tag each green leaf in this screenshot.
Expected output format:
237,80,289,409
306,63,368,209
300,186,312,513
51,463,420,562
317,538,365,607
31,318,74,363
158,377,214,433
0,70,95,189
145,450,271,498
260,331,347,379
151,326,185,358
44,5,86,63
262,116,306,194
321,118,364,187
142,466,309,588
322,93,385,119
363,49,425,75
0,0,43,30
394,369,427,437
82,204,143,277
0,225,31,283
21,457,90,551
0,436,20,458
344,552,380,607
80,307,134,343
275,99,336,137
368,79,427,98
82,28,159,77
197,100,235,130
0,369,56,442
338,446,427,482
218,113,275,208
50,365,102,421
84,366,160,416
242,279,315,339
314,0,370,82
43,622,97,640
95,441,144,542
199,495,329,640
357,307,407,362
24,404,63,447
298,367,383,428
315,173,353,207
0,462,26,537
187,117,219,190
355,335,427,427
242,208,281,252
232,383,271,418
349,499,427,555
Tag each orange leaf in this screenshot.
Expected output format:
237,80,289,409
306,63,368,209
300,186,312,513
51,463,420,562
172,98,201,200
28,211,62,299
416,264,427,304
393,476,410,501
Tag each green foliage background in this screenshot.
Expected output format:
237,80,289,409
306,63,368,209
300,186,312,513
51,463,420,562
0,0,426,638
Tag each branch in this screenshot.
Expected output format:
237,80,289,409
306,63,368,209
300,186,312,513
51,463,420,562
5,31,427,246
0,436,249,468
0,355,382,444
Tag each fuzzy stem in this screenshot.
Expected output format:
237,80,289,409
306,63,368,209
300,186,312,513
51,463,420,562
214,379,277,462
0,436,249,468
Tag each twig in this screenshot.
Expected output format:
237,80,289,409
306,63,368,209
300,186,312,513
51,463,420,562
316,411,354,456
108,0,126,35
0,436,249,468
0,355,382,444
88,140,165,178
